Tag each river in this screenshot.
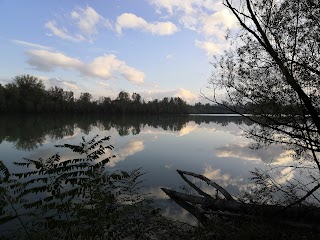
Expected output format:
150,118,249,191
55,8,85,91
0,113,288,223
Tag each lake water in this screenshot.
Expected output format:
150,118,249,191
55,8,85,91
0,114,288,223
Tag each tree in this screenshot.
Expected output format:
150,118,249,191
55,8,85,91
79,92,92,103
47,86,64,112
0,84,6,112
131,92,141,103
209,0,320,206
115,91,131,114
117,91,130,102
12,75,46,112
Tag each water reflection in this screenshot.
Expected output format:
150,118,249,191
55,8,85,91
0,114,254,151
216,142,293,164
0,114,273,224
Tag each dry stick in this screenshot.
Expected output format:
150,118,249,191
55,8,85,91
3,193,32,240
282,182,320,211
162,188,208,223
176,170,212,199
177,170,235,201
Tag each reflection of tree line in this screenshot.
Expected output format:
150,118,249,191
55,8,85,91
0,114,254,151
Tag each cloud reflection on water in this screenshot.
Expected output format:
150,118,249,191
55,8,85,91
108,140,144,167
216,142,294,165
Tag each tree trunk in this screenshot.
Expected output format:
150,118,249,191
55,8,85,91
162,170,320,232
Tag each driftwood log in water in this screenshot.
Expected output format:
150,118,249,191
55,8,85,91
162,170,320,232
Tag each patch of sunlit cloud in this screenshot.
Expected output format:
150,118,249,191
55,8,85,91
200,9,237,38
12,39,53,50
45,21,86,42
277,167,295,185
71,6,112,36
149,0,239,56
25,50,145,84
138,88,199,104
195,39,227,56
96,81,111,88
41,77,80,92
177,123,198,137
46,6,111,42
216,142,295,164
140,123,197,137
150,0,199,15
202,165,245,197
165,53,174,60
203,165,236,188
216,143,262,162
106,140,144,167
116,13,179,35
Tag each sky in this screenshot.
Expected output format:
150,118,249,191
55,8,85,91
0,0,238,103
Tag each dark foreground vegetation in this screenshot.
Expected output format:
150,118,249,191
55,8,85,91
1,135,318,240
0,75,240,114
0,135,183,239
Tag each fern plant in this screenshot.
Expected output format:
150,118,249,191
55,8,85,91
0,135,152,239
0,135,182,240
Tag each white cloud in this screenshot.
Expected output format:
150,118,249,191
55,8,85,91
26,50,145,84
202,165,241,190
43,77,80,91
116,13,178,35
12,40,53,50
165,53,174,59
149,0,239,56
96,81,110,87
84,55,145,83
71,6,112,35
0,78,10,85
118,64,145,84
203,166,231,183
150,0,202,15
107,140,144,167
216,142,294,164
46,6,111,42
195,39,227,56
26,50,82,71
140,122,199,137
138,88,199,103
45,21,85,42
174,88,198,102
179,15,199,31
177,123,198,136
276,167,295,185
200,9,237,38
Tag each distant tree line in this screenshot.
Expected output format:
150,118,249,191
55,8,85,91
0,75,239,114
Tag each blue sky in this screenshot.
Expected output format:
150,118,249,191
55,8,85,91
0,0,238,103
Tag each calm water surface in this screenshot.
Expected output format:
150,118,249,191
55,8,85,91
0,114,287,223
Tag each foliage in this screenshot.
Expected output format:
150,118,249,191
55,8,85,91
209,0,320,206
0,74,240,114
0,135,171,239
